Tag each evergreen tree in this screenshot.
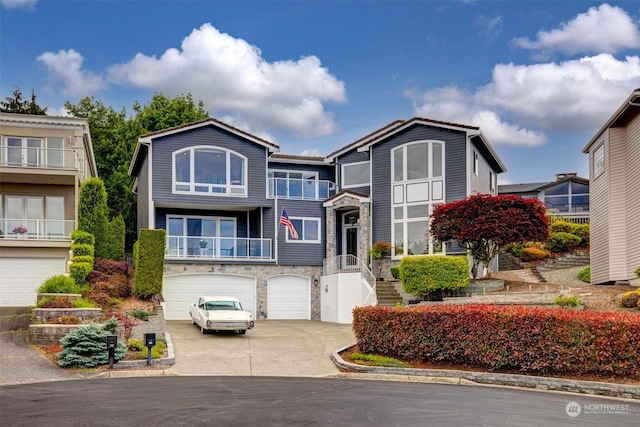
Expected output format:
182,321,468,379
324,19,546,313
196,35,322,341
78,178,109,258
0,87,47,114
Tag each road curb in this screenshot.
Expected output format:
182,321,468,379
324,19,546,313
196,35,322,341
331,343,640,400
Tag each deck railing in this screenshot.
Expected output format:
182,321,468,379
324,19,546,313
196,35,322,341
0,145,87,181
166,235,273,260
268,177,336,201
0,218,75,240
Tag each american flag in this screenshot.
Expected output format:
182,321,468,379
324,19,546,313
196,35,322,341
280,209,298,239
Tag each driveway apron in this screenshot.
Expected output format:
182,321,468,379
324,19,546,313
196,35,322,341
164,320,356,377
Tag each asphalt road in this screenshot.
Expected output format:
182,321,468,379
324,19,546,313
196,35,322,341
1,377,638,426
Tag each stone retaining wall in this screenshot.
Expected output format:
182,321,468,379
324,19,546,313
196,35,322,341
130,306,165,341
32,308,102,322
29,324,83,346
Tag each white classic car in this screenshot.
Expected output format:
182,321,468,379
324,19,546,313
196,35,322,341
189,296,255,335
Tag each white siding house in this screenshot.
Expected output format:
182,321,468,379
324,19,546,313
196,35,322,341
582,88,640,285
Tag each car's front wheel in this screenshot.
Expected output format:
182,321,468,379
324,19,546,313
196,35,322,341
238,330,246,335
200,326,207,334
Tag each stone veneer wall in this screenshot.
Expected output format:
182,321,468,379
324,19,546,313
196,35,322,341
324,195,371,262
164,263,323,320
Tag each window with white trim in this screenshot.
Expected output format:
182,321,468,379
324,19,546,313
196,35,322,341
593,144,605,178
173,146,247,196
391,141,445,257
473,150,479,175
489,171,495,193
342,161,370,188
286,217,321,243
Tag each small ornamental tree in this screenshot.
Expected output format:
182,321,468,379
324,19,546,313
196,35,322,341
57,318,126,368
431,194,550,278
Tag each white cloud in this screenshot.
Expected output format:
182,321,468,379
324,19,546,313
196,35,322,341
299,148,322,156
0,0,36,10
108,23,346,138
476,15,503,41
36,49,106,96
512,4,640,55
407,54,640,147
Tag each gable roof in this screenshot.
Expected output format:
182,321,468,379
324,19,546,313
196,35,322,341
583,88,640,153
498,182,551,194
324,116,506,173
269,153,326,165
129,117,280,176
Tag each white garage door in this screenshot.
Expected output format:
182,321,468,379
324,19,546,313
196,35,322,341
267,275,310,320
163,274,256,320
0,258,67,307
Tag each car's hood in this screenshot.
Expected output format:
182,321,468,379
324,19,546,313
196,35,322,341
206,310,252,321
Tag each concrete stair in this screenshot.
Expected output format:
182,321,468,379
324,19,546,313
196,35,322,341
375,280,403,307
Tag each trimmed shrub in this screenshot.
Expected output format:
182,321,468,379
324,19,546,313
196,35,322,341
104,215,126,261
620,291,640,309
390,267,400,280
37,275,80,294
399,255,469,296
78,178,109,259
353,305,640,378
572,224,590,247
72,243,95,258
548,232,581,253
553,295,582,307
550,220,574,234
71,255,94,265
134,229,166,299
69,262,92,286
70,230,95,246
519,247,549,262
73,298,98,308
129,341,166,360
127,338,145,351
578,266,590,283
57,318,126,368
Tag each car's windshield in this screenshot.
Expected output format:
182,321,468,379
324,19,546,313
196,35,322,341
204,301,242,311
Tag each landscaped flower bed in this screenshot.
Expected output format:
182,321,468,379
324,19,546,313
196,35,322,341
353,304,640,379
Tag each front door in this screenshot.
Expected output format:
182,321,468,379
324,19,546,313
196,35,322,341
342,210,359,268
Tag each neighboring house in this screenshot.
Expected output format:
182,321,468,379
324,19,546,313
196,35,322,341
129,116,505,322
498,172,590,223
582,88,640,285
0,112,97,306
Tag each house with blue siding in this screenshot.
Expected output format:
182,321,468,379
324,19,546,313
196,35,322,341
129,116,505,323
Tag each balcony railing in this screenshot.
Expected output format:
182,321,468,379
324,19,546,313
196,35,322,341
166,235,273,260
1,218,75,240
268,177,336,201
0,145,87,181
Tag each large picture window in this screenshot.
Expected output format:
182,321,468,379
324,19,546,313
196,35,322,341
391,141,445,257
342,161,370,188
173,146,247,196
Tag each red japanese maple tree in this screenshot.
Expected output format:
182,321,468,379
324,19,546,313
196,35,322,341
430,194,550,278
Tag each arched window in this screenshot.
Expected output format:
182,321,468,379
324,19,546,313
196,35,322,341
391,141,445,257
173,146,247,196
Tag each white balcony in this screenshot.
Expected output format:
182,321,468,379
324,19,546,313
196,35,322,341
166,235,273,260
0,145,87,181
268,177,336,201
1,218,75,240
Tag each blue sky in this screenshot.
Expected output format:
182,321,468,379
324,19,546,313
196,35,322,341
2,1,640,184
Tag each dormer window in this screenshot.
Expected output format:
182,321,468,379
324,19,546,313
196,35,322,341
173,146,247,196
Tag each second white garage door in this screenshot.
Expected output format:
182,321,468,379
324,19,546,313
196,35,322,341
267,275,310,320
163,274,256,320
0,258,67,307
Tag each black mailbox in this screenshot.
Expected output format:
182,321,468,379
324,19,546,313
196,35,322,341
145,333,156,348
106,335,118,349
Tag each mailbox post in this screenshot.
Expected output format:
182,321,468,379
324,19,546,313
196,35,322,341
144,333,156,366
106,335,118,369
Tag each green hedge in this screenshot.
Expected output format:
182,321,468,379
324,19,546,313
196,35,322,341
353,305,640,379
72,243,95,258
78,178,109,259
134,229,166,299
70,230,95,246
399,255,468,295
69,262,92,286
548,232,581,253
104,215,126,261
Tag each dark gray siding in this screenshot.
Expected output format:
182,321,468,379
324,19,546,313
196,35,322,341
267,161,335,182
470,139,498,195
369,124,468,244
274,198,326,266
336,149,371,194
151,126,269,207
137,152,150,232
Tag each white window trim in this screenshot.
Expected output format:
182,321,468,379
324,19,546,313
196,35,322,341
166,214,237,237
286,216,321,243
473,150,479,176
341,161,370,188
172,145,248,197
593,143,605,179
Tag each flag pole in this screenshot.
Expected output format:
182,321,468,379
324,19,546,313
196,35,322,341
274,187,278,265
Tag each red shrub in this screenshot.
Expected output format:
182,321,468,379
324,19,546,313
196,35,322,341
86,270,108,285
352,304,640,379
94,258,129,276
40,297,74,308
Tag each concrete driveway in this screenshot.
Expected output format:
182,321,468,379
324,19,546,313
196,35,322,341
163,320,355,377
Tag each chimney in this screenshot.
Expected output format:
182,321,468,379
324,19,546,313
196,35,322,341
556,172,577,181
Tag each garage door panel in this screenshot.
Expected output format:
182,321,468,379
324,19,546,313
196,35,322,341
267,275,310,320
163,274,256,320
0,258,66,307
